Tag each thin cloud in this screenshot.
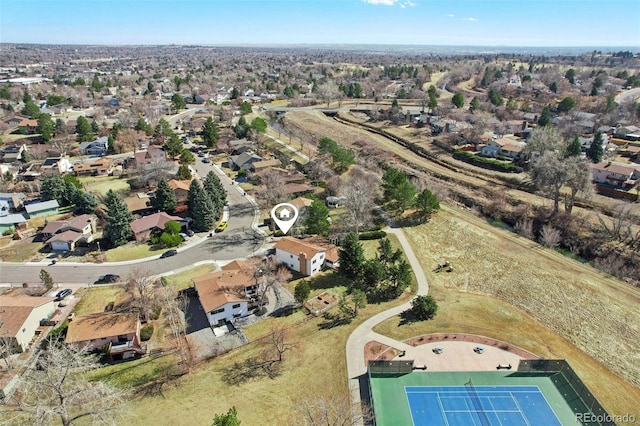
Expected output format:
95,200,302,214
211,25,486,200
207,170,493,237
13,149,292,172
446,14,455,18
363,0,415,6
363,0,397,5
464,17,479,22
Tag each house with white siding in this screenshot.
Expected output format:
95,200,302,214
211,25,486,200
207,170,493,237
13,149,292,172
0,294,56,352
274,237,326,277
193,262,261,327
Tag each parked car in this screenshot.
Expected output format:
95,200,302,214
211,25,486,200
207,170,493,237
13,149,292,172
160,249,178,258
95,274,120,284
216,221,228,232
202,157,211,163
55,288,72,301
186,229,195,237
179,232,189,240
197,151,205,157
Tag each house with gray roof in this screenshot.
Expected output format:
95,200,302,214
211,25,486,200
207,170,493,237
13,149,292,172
24,200,59,219
79,136,109,156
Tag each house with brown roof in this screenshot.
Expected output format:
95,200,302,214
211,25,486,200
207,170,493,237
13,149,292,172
65,312,144,360
0,294,56,352
591,162,640,189
300,236,340,270
250,158,281,173
274,236,326,276
193,263,261,327
167,179,192,204
129,211,181,241
41,214,97,251
74,158,112,176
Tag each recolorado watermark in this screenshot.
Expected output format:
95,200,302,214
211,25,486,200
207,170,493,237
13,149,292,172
575,413,636,423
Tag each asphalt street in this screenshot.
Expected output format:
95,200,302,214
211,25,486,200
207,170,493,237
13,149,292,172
0,152,265,286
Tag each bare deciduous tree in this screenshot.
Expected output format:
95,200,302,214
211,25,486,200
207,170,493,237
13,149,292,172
125,269,158,322
266,325,297,362
341,166,380,234
316,81,341,107
158,286,190,366
294,392,373,426
8,340,128,426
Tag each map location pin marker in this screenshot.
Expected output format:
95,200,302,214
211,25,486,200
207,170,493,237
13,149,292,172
271,203,299,235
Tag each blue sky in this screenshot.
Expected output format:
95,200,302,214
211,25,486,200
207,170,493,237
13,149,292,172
1,0,639,47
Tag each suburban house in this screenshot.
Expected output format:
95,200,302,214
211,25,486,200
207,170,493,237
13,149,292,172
228,152,263,171
274,237,327,277
0,213,27,234
499,143,525,159
300,236,340,270
125,146,168,171
591,162,640,189
614,125,640,141
40,157,73,175
167,179,192,204
74,158,112,176
0,192,26,215
129,211,182,241
0,294,56,352
0,144,27,163
193,263,261,327
17,118,38,133
40,214,97,251
24,199,59,219
250,158,281,173
79,136,109,156
65,313,145,361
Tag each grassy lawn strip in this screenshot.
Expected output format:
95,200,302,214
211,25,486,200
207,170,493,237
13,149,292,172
105,243,165,262
373,287,640,423
161,264,217,291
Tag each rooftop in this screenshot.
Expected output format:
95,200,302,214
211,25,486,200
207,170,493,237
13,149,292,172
65,312,139,344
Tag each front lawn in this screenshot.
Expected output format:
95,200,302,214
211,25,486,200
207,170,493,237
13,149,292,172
105,243,165,262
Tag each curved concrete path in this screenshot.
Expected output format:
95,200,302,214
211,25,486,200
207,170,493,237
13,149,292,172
345,226,429,420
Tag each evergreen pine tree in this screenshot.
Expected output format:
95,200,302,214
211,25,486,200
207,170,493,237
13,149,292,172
338,232,365,282
586,131,604,163
155,178,177,213
566,136,582,157
188,180,215,231
203,171,226,218
104,189,134,247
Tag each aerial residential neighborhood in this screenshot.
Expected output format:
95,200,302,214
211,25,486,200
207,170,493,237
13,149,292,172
0,1,639,424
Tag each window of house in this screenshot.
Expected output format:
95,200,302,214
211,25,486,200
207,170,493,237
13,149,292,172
290,254,293,258
233,313,242,318
211,307,225,314
312,259,316,264
232,303,241,309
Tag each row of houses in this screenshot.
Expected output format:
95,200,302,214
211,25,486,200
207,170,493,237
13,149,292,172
194,237,339,327
0,292,144,361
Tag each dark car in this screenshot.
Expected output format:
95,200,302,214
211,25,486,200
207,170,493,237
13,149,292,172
202,157,211,163
55,288,72,301
160,249,178,258
95,274,120,284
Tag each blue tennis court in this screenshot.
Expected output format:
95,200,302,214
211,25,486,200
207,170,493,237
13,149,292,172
405,385,562,426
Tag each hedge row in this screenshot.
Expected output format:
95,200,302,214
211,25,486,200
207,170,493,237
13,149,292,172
453,150,522,173
358,230,387,240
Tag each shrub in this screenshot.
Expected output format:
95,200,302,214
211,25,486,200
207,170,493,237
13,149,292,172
151,305,162,320
140,324,154,341
358,230,387,240
2,229,13,236
453,150,521,173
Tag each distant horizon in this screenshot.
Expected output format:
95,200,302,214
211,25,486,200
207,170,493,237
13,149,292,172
1,0,638,48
